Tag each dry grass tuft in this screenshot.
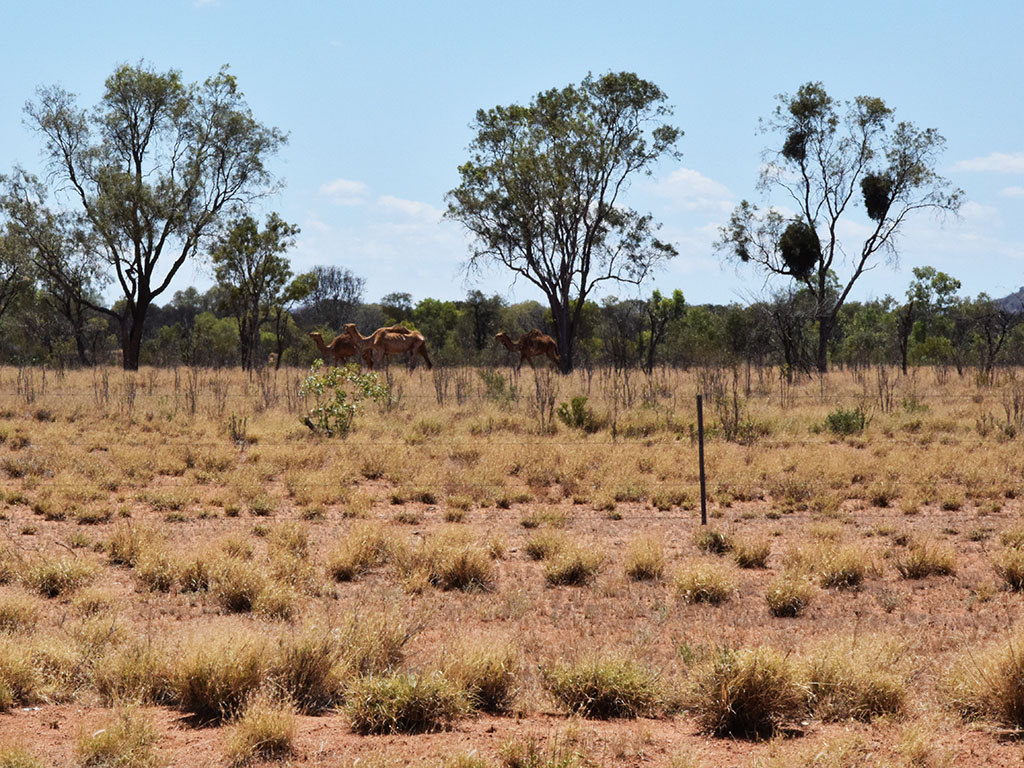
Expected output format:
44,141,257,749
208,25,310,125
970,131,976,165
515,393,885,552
21,556,96,598
344,671,469,735
327,520,393,581
542,653,661,718
174,632,267,722
0,591,40,633
765,571,816,617
693,527,734,555
75,707,160,768
623,535,665,581
0,745,48,768
803,634,907,721
893,539,957,579
543,545,603,587
732,536,771,569
94,642,174,706
946,627,1024,727
687,646,806,738
225,691,297,766
674,561,736,605
443,636,520,714
992,548,1024,591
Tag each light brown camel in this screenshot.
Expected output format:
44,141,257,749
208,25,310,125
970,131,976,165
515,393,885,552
342,323,433,370
495,329,561,369
308,331,372,367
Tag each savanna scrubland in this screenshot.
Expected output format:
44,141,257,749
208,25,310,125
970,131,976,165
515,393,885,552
2,362,1024,767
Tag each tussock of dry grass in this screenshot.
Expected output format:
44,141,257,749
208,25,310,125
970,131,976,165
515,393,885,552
541,653,661,718
624,534,665,581
225,692,297,766
687,646,806,738
344,671,469,735
75,707,160,768
803,634,908,721
946,627,1024,727
674,561,736,605
442,636,520,714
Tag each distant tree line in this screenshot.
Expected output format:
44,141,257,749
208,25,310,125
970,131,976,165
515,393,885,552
0,247,1018,375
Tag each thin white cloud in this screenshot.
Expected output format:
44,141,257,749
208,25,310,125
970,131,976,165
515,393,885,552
319,178,369,206
954,152,1024,173
377,195,443,222
652,167,733,213
1001,186,1024,198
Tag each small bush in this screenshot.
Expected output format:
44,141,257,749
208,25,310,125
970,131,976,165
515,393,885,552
345,672,468,734
624,535,665,581
675,562,736,605
542,654,661,718
75,707,159,768
443,637,519,714
893,539,956,579
824,406,868,436
225,692,297,766
687,646,806,738
765,572,816,618
544,547,603,587
693,528,734,555
556,396,602,433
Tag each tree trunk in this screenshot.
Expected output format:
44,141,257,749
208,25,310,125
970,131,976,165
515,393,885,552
122,302,149,370
553,307,573,374
816,315,832,374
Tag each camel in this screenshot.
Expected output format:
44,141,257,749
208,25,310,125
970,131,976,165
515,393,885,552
308,331,372,367
495,329,561,370
342,323,433,370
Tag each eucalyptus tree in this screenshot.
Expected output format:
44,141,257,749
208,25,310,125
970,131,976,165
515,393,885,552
12,63,285,368
718,82,962,372
210,213,299,370
447,71,681,372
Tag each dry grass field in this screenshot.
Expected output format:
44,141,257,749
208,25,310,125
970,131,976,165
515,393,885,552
2,362,1024,767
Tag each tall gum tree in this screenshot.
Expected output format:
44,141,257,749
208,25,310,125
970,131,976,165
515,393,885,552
446,72,681,372
12,63,285,369
717,82,962,373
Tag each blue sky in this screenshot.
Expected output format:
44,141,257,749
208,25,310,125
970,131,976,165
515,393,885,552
3,0,1022,308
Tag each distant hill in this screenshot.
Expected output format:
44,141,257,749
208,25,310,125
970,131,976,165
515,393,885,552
997,287,1024,313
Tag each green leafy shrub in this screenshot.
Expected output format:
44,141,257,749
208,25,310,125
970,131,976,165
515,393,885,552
824,406,868,435
556,396,602,433
299,361,387,437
